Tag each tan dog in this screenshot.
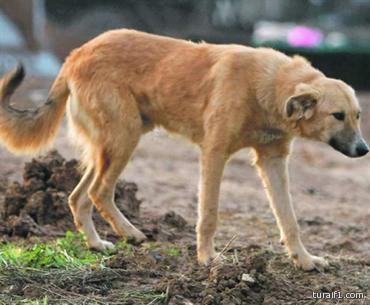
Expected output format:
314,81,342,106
0,30,368,270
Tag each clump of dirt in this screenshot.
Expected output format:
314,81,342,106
0,150,193,241
153,245,368,305
154,246,275,305
141,211,194,242
0,151,77,236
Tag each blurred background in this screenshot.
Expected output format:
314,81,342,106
1,0,370,88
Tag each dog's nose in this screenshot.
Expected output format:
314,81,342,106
356,139,369,156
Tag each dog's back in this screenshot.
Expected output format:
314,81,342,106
65,29,219,141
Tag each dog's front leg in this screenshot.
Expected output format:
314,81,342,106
197,147,227,265
255,148,328,271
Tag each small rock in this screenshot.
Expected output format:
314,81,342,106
241,273,255,283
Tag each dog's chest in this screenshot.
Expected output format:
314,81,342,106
251,127,285,144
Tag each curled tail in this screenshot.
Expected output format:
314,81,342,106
0,64,69,154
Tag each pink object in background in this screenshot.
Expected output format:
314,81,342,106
287,26,323,47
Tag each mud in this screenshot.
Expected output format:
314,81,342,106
0,151,193,243
106,244,368,305
1,242,368,304
0,151,368,304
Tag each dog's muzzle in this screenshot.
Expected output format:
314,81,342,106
329,136,369,158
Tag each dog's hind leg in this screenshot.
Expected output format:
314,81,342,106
88,143,146,243
68,164,114,250
255,144,328,271
68,83,146,246
85,91,146,243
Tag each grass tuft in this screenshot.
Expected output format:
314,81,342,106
0,233,164,304
0,231,108,269
162,247,181,257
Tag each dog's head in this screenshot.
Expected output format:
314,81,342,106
285,79,368,158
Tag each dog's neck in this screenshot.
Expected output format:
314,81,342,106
257,56,324,137
274,56,323,108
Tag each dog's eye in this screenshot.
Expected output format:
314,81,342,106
356,112,361,120
332,112,345,121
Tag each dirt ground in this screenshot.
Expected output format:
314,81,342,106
0,77,369,304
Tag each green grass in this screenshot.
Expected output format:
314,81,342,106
162,247,181,257
6,296,49,305
0,231,112,269
142,241,182,257
0,233,178,304
115,238,134,254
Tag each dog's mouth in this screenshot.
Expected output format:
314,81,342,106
329,137,369,158
329,138,349,156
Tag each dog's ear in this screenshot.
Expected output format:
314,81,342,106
285,84,319,121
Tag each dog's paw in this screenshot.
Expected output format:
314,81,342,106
134,230,147,243
127,230,147,245
89,239,115,251
293,253,329,271
197,248,217,266
211,252,227,265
